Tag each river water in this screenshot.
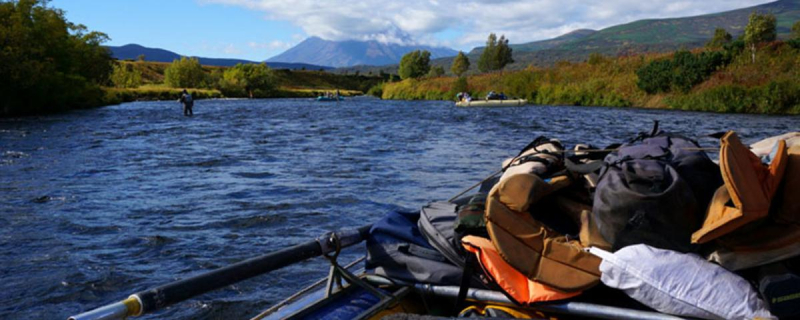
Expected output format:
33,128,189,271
1,98,797,319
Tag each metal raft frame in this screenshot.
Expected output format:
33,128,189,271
251,254,412,320
70,223,687,320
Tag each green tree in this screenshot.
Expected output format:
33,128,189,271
478,33,513,72
164,57,207,88
0,0,114,115
451,51,470,76
792,20,800,40
110,63,142,88
706,28,732,49
495,35,514,70
398,50,431,80
478,34,497,73
136,54,146,62
427,66,445,78
743,12,777,64
218,63,275,98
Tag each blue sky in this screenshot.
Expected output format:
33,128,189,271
52,0,773,61
51,0,303,61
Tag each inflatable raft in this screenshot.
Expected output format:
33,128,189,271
455,99,527,107
317,96,344,102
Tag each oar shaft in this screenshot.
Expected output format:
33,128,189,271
70,225,371,320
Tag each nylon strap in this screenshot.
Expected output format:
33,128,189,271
453,254,477,315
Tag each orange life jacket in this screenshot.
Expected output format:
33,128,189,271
461,236,580,305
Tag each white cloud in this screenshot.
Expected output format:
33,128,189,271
248,40,294,50
202,0,773,50
224,44,241,54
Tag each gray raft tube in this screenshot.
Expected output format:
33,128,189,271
365,275,685,320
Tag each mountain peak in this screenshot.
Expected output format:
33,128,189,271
105,43,333,70
267,37,458,68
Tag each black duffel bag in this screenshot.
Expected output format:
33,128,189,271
592,130,722,253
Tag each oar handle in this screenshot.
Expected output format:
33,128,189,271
69,225,371,320
69,296,141,320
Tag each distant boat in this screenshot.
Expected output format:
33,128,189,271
317,96,345,102
456,99,527,107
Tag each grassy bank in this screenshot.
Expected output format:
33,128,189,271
102,85,223,104
381,41,800,114
116,61,380,98
100,84,364,106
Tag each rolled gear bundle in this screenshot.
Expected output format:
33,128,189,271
499,137,564,184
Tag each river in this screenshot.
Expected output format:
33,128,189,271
1,98,798,319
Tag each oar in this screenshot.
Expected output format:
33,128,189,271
69,225,372,320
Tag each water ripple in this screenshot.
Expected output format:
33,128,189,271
0,97,798,319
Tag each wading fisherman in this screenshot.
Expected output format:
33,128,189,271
179,89,194,116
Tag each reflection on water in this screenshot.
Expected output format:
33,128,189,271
0,97,797,319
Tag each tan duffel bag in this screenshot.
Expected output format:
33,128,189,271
485,173,602,293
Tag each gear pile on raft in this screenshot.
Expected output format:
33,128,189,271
359,125,800,320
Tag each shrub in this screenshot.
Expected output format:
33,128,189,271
164,57,207,88
667,80,800,114
636,50,730,94
110,63,143,88
217,63,275,98
366,82,384,98
636,59,673,94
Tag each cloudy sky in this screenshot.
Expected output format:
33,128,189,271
52,0,773,60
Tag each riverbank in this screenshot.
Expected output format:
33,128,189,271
89,62,377,107
380,41,800,115
100,85,363,106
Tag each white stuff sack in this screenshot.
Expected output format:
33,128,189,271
749,132,800,157
590,244,775,320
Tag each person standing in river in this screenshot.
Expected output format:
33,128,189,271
179,89,194,116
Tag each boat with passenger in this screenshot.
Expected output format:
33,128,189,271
70,127,800,320
317,96,345,102
317,91,345,101
455,91,526,107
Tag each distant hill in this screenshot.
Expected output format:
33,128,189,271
546,0,799,56
336,0,800,74
469,29,597,55
267,36,458,68
106,44,332,70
